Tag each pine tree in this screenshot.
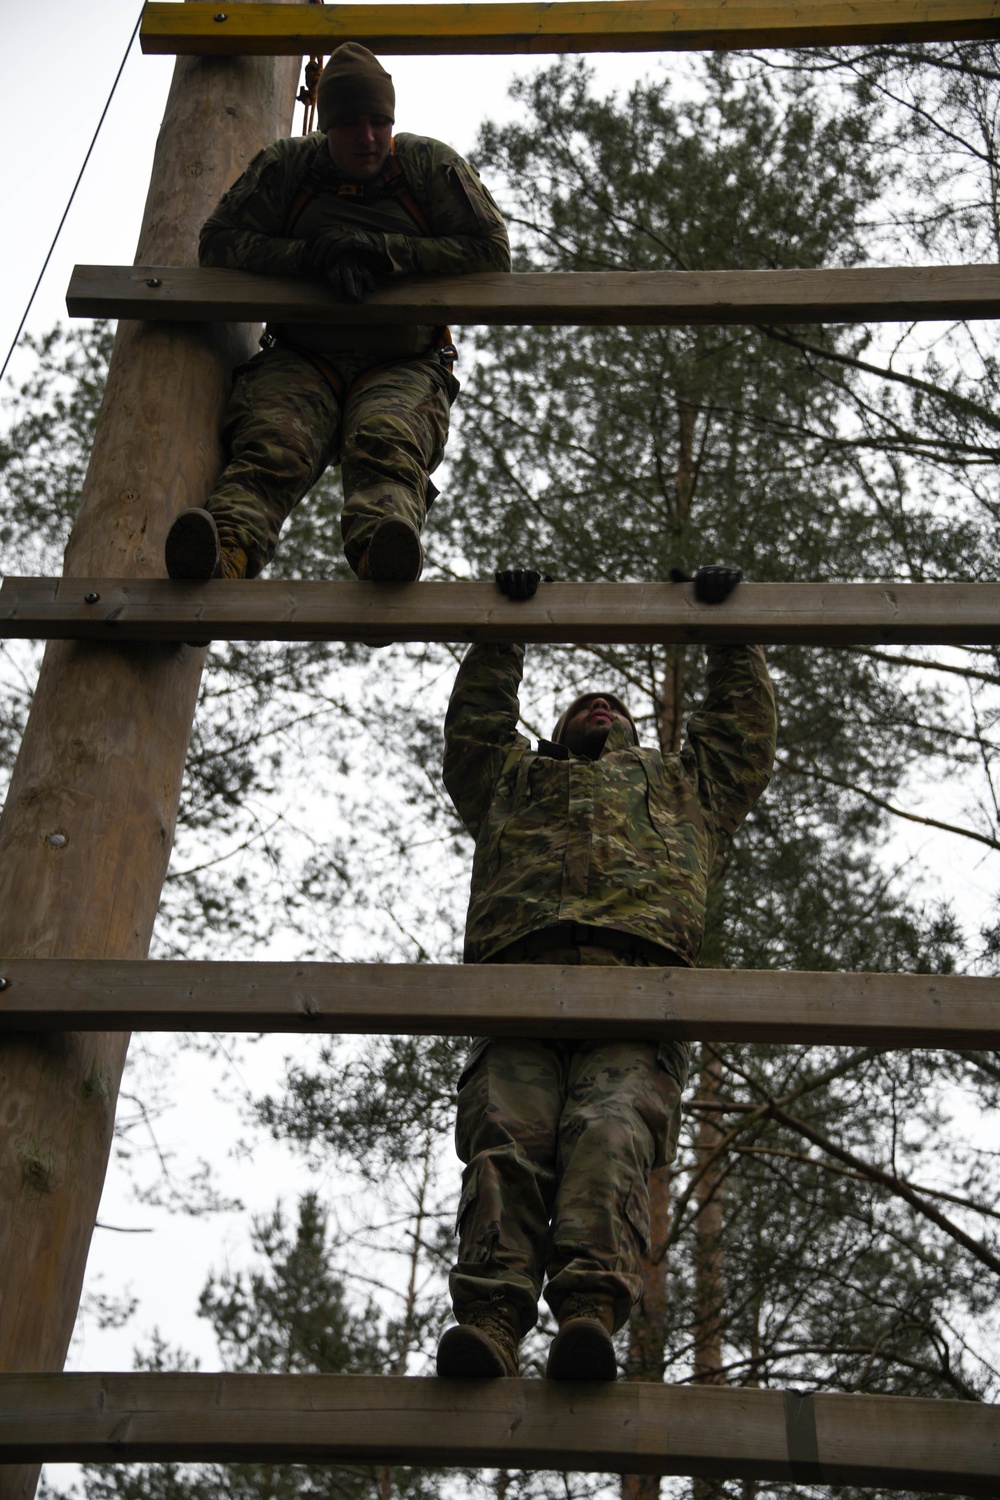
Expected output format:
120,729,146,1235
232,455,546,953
429,53,1000,1500
74,1194,447,1500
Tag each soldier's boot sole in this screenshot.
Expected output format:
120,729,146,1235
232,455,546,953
165,509,222,580
436,1324,514,1378
363,516,423,583
546,1319,617,1381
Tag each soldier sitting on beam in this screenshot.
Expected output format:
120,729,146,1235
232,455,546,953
164,43,510,585
437,566,776,1380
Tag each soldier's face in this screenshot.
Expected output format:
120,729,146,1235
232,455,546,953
562,696,632,759
326,115,393,180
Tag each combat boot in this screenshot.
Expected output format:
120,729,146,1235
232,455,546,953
436,1300,521,1378
546,1294,617,1381
165,508,248,581
357,515,423,583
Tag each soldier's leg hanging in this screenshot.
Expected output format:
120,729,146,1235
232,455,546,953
204,344,343,577
449,1037,567,1337
339,353,458,577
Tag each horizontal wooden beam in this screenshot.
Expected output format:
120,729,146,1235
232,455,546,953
3,578,1000,647
1,960,997,1047
1,1373,996,1492
139,1,1000,56
67,263,1000,327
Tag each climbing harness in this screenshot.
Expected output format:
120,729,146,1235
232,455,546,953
273,138,456,399
283,138,433,240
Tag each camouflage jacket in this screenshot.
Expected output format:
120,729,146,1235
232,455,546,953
444,643,777,965
200,131,510,362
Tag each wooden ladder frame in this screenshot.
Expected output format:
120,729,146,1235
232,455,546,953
3,3,1000,1493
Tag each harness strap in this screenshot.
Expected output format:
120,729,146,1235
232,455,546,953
283,144,331,236
292,346,347,403
283,137,433,237
282,336,454,408
378,140,433,234
279,139,454,395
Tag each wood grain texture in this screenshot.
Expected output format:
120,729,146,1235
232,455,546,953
140,0,1000,56
3,578,1000,647
67,263,1000,326
0,961,997,1048
0,1373,997,1493
0,20,301,1500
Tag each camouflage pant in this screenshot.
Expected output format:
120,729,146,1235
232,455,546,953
205,342,459,576
450,946,688,1337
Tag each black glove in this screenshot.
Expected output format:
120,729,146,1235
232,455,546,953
495,568,551,601
324,255,378,303
309,227,393,273
669,565,742,605
307,229,393,303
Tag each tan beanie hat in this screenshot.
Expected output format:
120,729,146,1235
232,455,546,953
317,43,395,130
551,692,639,747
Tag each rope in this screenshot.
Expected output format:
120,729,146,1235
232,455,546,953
298,55,324,134
0,4,145,389
298,0,326,134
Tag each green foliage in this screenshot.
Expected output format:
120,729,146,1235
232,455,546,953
441,56,973,979
450,58,883,582
75,1196,445,1500
259,1034,466,1180
437,50,1000,1452
198,1194,384,1375
0,323,113,569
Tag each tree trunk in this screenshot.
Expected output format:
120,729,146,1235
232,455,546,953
675,400,698,522
692,1054,726,1383
378,1139,435,1500
621,1165,672,1500
0,21,299,1500
691,1053,727,1500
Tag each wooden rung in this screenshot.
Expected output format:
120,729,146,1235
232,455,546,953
67,263,1000,327
1,1373,996,1492
139,1,1000,56
3,578,1000,648
1,960,997,1047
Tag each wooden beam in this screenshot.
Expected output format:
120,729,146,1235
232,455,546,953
0,961,996,1048
1,1373,997,1493
0,23,302,1500
140,1,1000,57
3,578,1000,648
67,263,1000,327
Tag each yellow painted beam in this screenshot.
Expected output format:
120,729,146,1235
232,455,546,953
140,1,1000,57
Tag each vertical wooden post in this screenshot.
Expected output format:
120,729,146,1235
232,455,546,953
0,19,299,1500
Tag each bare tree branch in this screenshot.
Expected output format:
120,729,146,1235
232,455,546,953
777,753,1000,851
